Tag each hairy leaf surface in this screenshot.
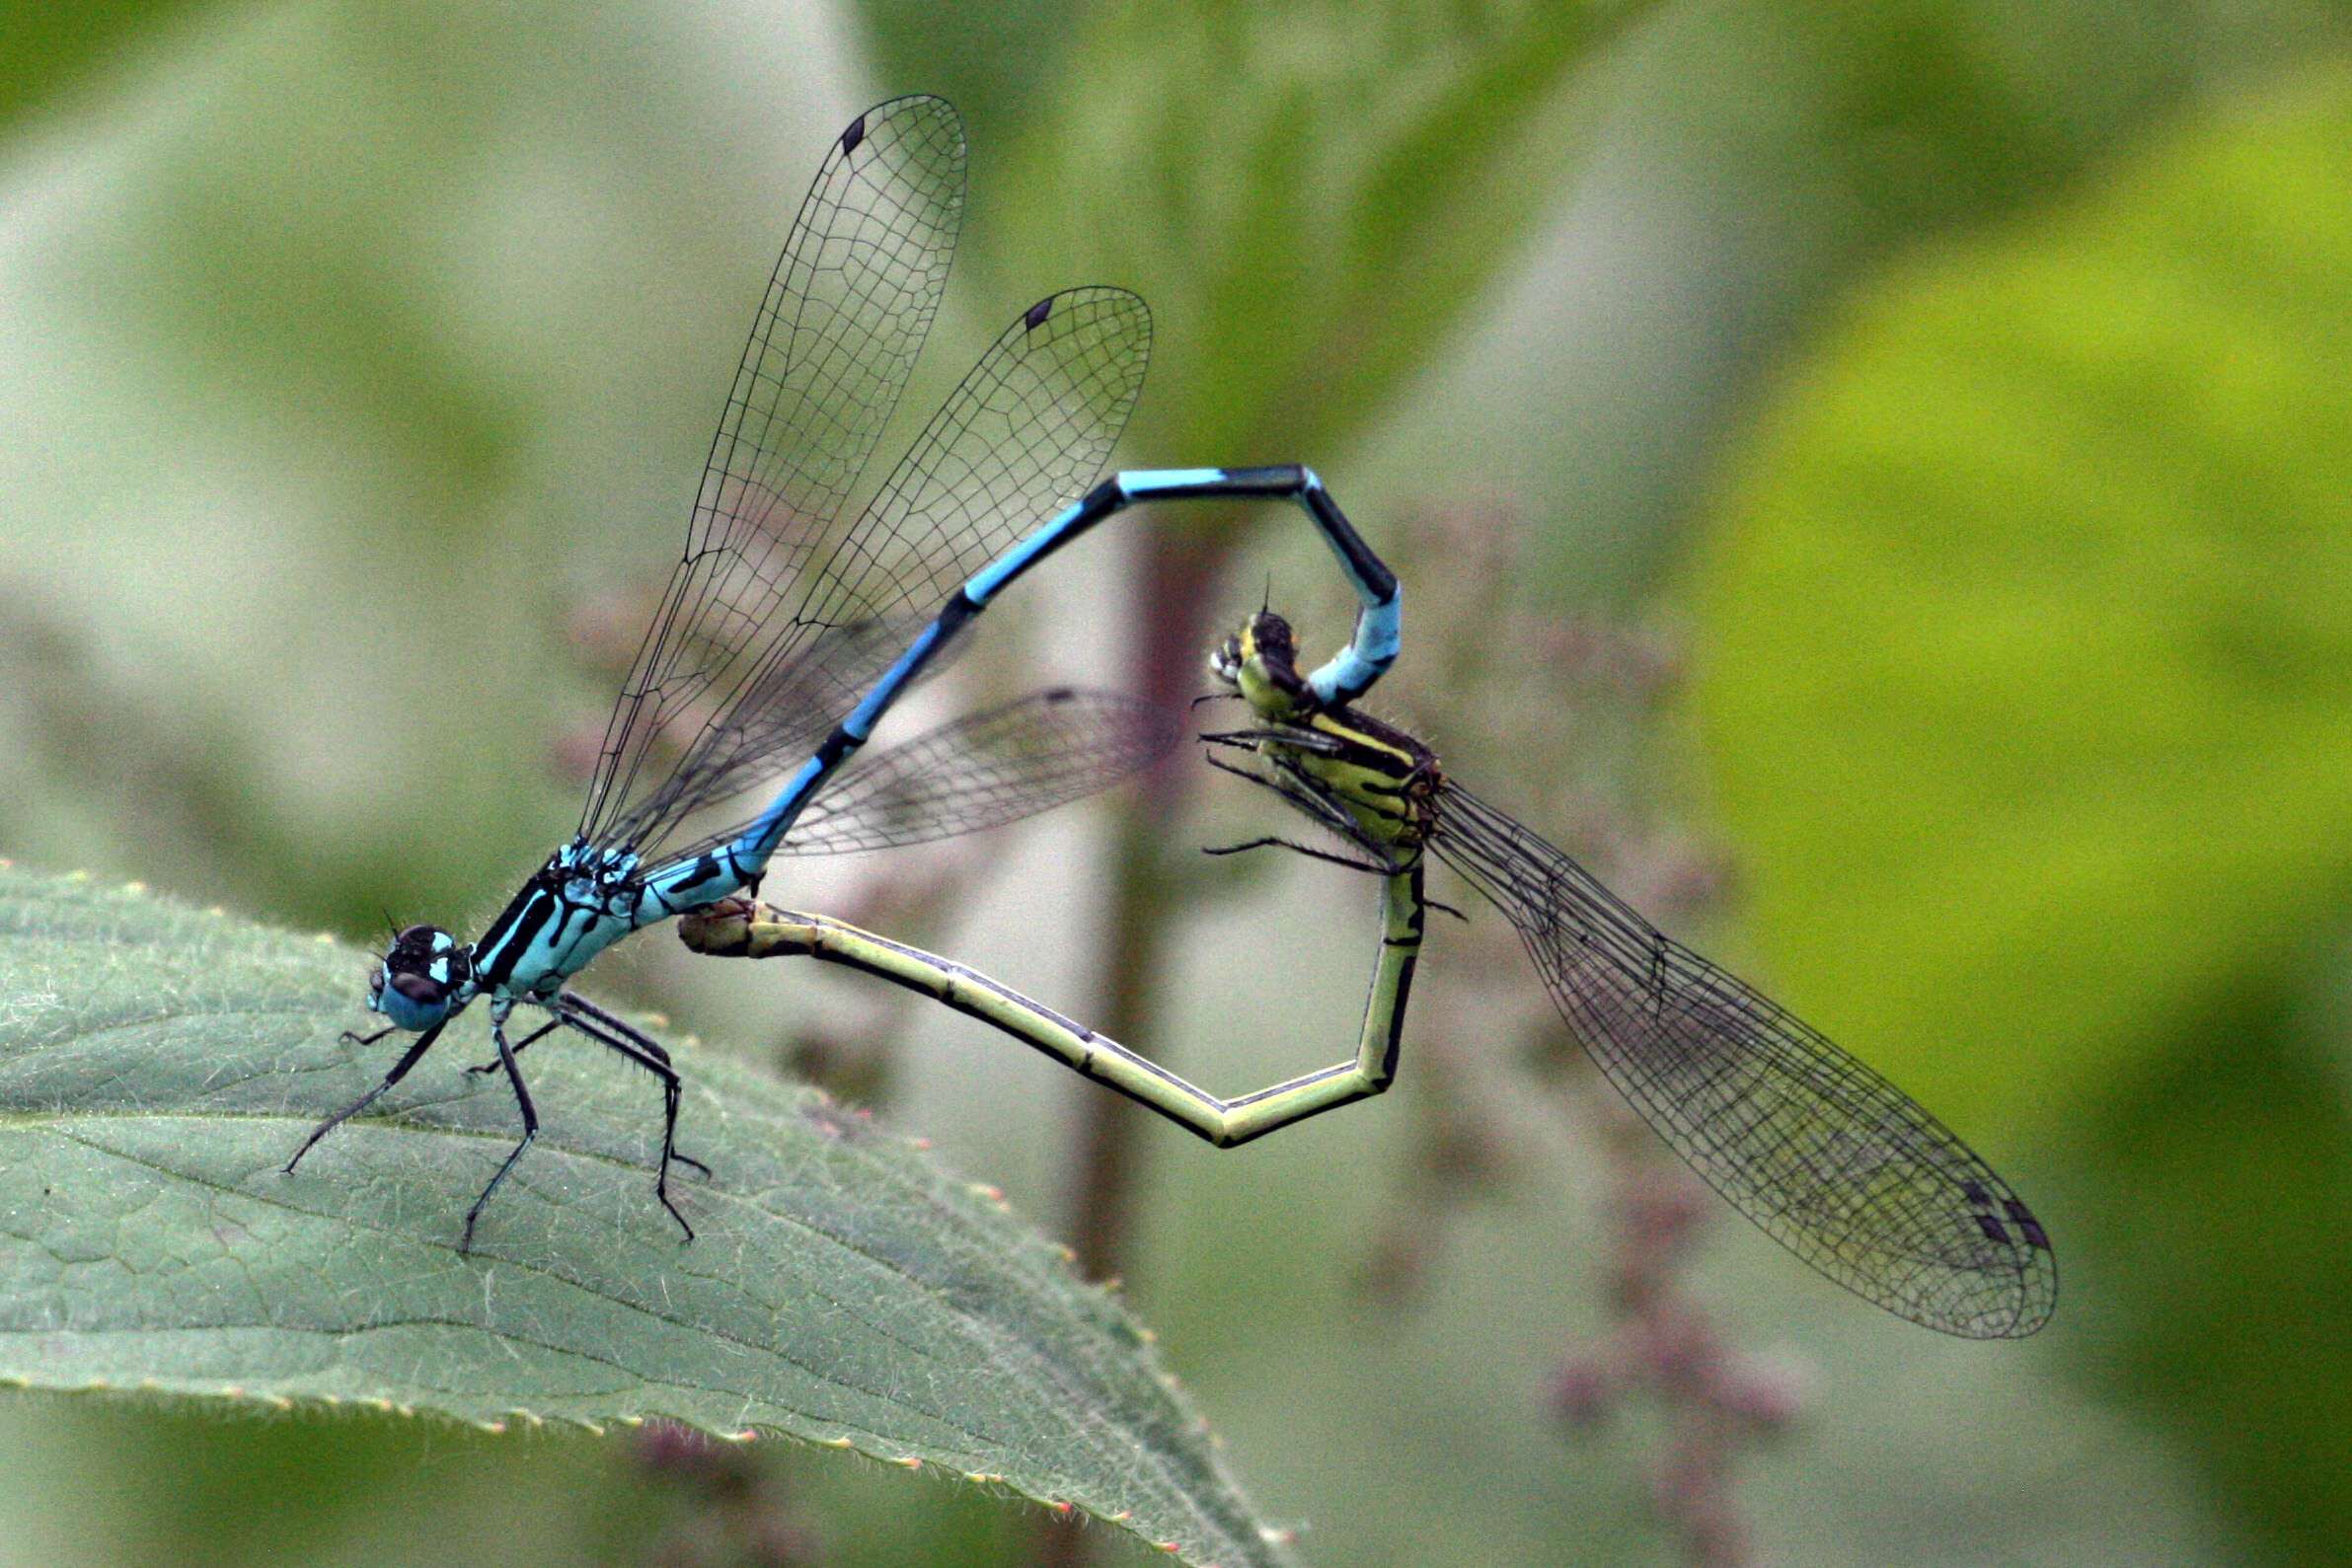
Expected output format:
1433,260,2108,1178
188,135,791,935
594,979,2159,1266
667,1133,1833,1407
0,864,1295,1568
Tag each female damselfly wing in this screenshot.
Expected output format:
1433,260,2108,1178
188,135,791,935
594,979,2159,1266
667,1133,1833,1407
1425,780,2055,1338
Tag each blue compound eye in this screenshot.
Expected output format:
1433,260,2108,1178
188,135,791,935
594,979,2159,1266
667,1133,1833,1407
369,925,471,1030
390,971,450,1008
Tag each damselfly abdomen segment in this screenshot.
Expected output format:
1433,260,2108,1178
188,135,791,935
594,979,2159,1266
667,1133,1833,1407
677,480,1430,1149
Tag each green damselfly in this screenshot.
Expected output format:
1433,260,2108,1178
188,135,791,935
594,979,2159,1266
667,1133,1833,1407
1190,606,2056,1338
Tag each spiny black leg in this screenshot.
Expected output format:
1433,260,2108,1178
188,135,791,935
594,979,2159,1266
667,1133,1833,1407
1201,751,1267,784
558,990,667,1059
285,1018,447,1173
1199,723,1340,753
467,1015,560,1077
561,997,712,1196
460,1016,539,1254
656,1078,698,1235
338,1024,398,1048
556,994,708,1236
1203,750,1356,830
1204,835,1395,876
1204,753,1350,829
1201,833,1303,856
1205,750,1392,854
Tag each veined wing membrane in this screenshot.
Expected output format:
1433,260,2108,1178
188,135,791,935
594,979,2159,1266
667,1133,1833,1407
769,690,1179,858
1429,782,2056,1338
582,96,967,845
604,286,1152,856
788,286,1152,634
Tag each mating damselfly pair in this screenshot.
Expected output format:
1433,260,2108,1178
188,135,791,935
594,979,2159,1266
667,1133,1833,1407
293,97,2054,1340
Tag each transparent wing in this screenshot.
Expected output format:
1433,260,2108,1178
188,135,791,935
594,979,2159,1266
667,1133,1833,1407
587,611,936,836
579,96,967,844
783,285,1150,634
599,285,1152,856
1428,782,2056,1338
660,689,1177,860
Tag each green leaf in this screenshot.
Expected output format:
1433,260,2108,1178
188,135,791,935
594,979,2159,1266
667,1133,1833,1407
1682,63,2352,1131
0,863,1298,1568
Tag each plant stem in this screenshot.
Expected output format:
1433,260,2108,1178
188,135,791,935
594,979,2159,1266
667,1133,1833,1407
1031,520,1231,1568
1060,521,1229,1282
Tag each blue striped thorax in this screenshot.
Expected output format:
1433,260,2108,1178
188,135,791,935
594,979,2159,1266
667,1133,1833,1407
362,836,771,1039
472,840,645,999
459,838,757,1006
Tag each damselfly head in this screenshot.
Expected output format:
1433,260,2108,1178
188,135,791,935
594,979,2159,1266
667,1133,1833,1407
366,923,474,1031
1213,611,1308,720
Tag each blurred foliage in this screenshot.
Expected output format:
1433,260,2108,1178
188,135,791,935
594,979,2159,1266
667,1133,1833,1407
1685,62,2352,1564
1364,0,2352,602
977,0,1647,487
0,866,1289,1568
5,0,2352,1562
0,0,212,133
857,0,1079,149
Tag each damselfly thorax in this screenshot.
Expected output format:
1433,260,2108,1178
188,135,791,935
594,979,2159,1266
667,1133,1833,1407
1212,608,1439,861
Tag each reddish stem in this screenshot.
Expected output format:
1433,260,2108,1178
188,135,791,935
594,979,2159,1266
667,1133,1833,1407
1031,519,1233,1568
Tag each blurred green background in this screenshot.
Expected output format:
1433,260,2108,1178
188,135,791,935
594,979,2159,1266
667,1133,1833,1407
4,0,2350,1562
